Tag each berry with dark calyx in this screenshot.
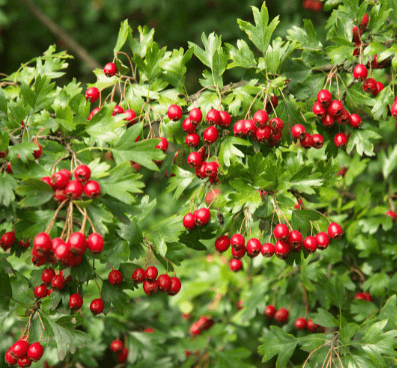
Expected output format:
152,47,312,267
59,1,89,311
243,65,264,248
186,133,200,147
194,208,211,226
322,114,335,128
187,152,202,168
209,175,219,184
51,171,69,190
215,235,230,252
87,233,104,254
132,268,146,284
291,124,306,140
145,266,158,281
372,81,384,97
206,109,221,125
33,233,52,255
143,279,158,295
243,119,256,136
182,118,196,133
168,276,181,295
83,180,101,198
109,270,123,286
53,189,67,203
268,133,282,147
69,293,83,312
90,298,104,315
68,232,87,255
334,133,348,149
117,348,129,363
264,305,276,319
328,222,343,239
65,180,83,200
231,245,246,259
110,339,123,353
205,161,219,177
337,109,350,125
34,284,48,299
269,117,284,132
167,104,182,121
312,134,324,149
219,110,231,127
353,64,368,80
349,113,362,128
386,210,397,222
85,87,100,103
51,274,65,290
74,165,91,182
42,268,55,284
301,133,314,149
261,243,275,258
274,308,289,323
54,239,70,260
11,340,29,359
274,223,289,241
364,292,373,301
230,234,245,251
104,62,117,77
354,292,366,300
359,13,369,31
253,110,269,128
183,213,196,230
288,230,303,252
157,274,172,292
294,317,307,330
275,241,289,260
327,100,343,117
315,232,330,250
312,102,326,118
233,120,245,137
363,78,377,94
124,109,137,125
246,238,261,258
304,236,318,253
5,348,17,365
1,231,16,250
196,162,207,179
189,108,202,125
203,126,219,144
33,142,42,159
256,126,272,142
317,89,332,107
307,319,319,332
17,357,32,367
229,258,243,272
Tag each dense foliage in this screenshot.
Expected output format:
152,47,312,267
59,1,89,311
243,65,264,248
1,1,397,367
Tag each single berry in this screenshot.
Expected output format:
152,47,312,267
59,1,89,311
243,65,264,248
183,213,196,230
17,357,32,368
215,235,230,252
349,113,362,128
5,348,17,365
316,232,330,250
117,348,129,363
274,241,289,260
34,284,48,299
317,89,332,107
168,276,181,296
189,108,202,124
85,87,100,103
266,95,279,113
74,165,91,182
87,233,104,254
167,105,182,121
194,208,211,226
328,222,343,239
125,109,137,125
206,109,221,125
87,107,101,121
312,102,326,118
386,210,397,222
391,102,397,118
233,120,245,137
104,62,117,77
51,274,66,290
274,223,289,241
145,266,158,281
219,111,231,127
311,134,324,149
186,133,200,147
363,292,372,301
84,180,101,198
269,117,284,132
354,292,366,300
53,189,67,203
155,137,168,152
54,239,70,260
288,230,303,252
69,293,83,311
230,234,245,251
261,243,275,258
327,100,343,117
203,126,219,144
33,233,52,255
253,110,269,128
353,64,368,80
291,124,306,140
110,339,124,353
42,268,56,284
246,238,261,258
359,13,369,31
33,142,42,159
322,114,335,128
301,133,314,149
256,126,272,142
307,319,319,332
143,279,158,295
363,78,377,94
187,152,202,168
157,274,172,292
229,259,243,272
11,340,29,359
112,106,124,116
6,161,12,174
264,305,276,319
41,176,53,189
64,180,83,200
0,232,16,250
231,246,246,259
337,109,350,125
304,236,318,253
182,117,196,133
90,298,105,315
196,162,207,179
274,308,289,323
51,171,69,190
132,268,146,284
334,133,348,149
205,161,219,177
68,232,87,256
372,81,384,97
109,270,123,286
294,317,307,330
352,25,361,42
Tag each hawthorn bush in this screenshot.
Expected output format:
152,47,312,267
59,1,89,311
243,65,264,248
1,1,397,367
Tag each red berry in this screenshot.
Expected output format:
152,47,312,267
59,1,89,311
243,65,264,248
157,274,172,292
69,293,83,311
266,95,278,113
252,110,269,128
229,258,243,272
291,124,306,140
261,243,275,258
132,268,146,284
372,81,384,97
195,162,207,179
274,223,289,241
41,176,53,189
294,317,307,330
322,114,335,128
187,152,202,168
0,232,16,250
386,210,397,222
246,238,261,258
183,213,196,230
363,292,373,302
391,102,397,118
219,111,231,127
90,298,104,315
363,78,377,94
311,134,324,149
337,109,350,125
51,274,65,290
34,284,48,299
186,133,200,147
155,137,168,152
167,105,182,121
328,222,343,239
6,161,12,174
334,133,348,149
194,208,211,226
233,120,245,137
304,236,318,253
53,239,70,260
274,308,289,323
352,25,361,42
143,279,158,295
53,189,67,203
74,165,91,182
17,357,32,368
256,126,271,142
117,348,129,363
33,142,42,159
110,339,123,353
269,117,284,132
353,64,368,80
145,266,158,281
288,230,303,252
109,270,123,286
189,108,202,124
168,276,181,296
182,117,196,133
312,102,326,118
88,107,101,121
205,161,219,177
87,233,104,254
33,233,52,255
317,89,332,107
230,234,245,250
104,62,117,77
11,340,29,359
64,180,83,199
307,319,319,332
5,348,17,365
27,343,44,363
68,232,87,256
264,305,276,319
359,13,369,31
231,245,246,259
206,109,221,125
203,126,219,144
42,268,56,284
215,235,230,252
349,113,362,128
274,241,289,260
51,171,69,190
354,292,366,300
372,54,386,70
327,100,343,117
85,87,100,103
301,133,314,149
112,106,124,116
315,232,330,250
125,109,137,126
83,180,101,198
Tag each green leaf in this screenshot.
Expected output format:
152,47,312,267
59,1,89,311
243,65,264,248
160,47,193,88
291,210,321,234
226,40,257,69
114,19,132,54
130,25,155,58
0,88,8,114
381,145,397,179
317,273,344,308
211,48,228,88
218,136,251,167
0,175,17,207
148,215,184,252
311,308,339,327
20,81,36,108
379,295,397,329
188,32,222,69
346,129,381,157
8,142,37,163
287,20,322,51
362,273,390,298
0,269,12,309
281,59,311,88
15,182,53,208
237,3,279,55
133,42,167,83
101,280,131,315
100,239,130,269
117,220,143,245
166,166,196,199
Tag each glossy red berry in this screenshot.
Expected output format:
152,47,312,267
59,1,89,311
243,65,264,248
229,259,243,272
307,319,319,332
155,137,168,153
219,110,231,127
157,274,172,292
167,105,182,121
143,279,158,295
183,213,196,230
328,222,343,239
208,174,219,184
34,284,48,299
359,13,369,31
187,152,202,168
186,133,200,147
33,142,42,159
11,340,29,359
54,239,70,260
117,347,129,363
17,357,32,368
194,208,211,226
51,274,65,290
304,236,318,253
294,317,307,330
168,276,181,295
246,238,261,258
348,113,362,129
256,126,271,142
327,100,343,117
203,126,219,144
68,232,87,256
74,165,91,182
90,298,104,315
353,64,368,80
145,266,158,281
205,161,219,177
274,223,289,241
274,308,289,323
386,210,397,222
261,243,275,258
264,305,276,319
288,230,303,252
83,180,101,198
189,108,202,124
182,118,196,133
104,62,117,77
316,232,330,250
231,245,246,259
87,233,104,254
5,348,17,365
337,109,350,125
112,106,124,116
53,189,67,203
312,134,324,149
125,109,137,125
196,162,207,179
364,292,372,301
301,133,313,149
372,54,386,70
87,107,101,121
69,293,83,311
269,117,284,132
85,87,100,103
312,102,326,118
253,110,269,128
334,133,348,149
372,81,384,97
132,268,145,284
110,339,124,353
64,180,83,200
291,124,306,140
215,235,230,252
233,120,245,137
354,292,366,300
363,78,377,94
0,231,16,250
391,102,397,119
317,89,332,107
322,114,335,128
33,233,52,255
51,171,69,190
206,109,221,125
274,241,289,260
230,234,245,250
42,268,56,284
109,270,123,286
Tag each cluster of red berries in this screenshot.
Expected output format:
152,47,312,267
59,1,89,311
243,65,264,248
264,305,289,324
183,208,211,230
130,266,182,296
354,292,373,301
294,317,325,333
41,165,101,202
189,316,215,335
291,124,324,149
302,0,322,12
353,63,384,97
5,337,44,367
110,339,129,364
1,141,42,174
